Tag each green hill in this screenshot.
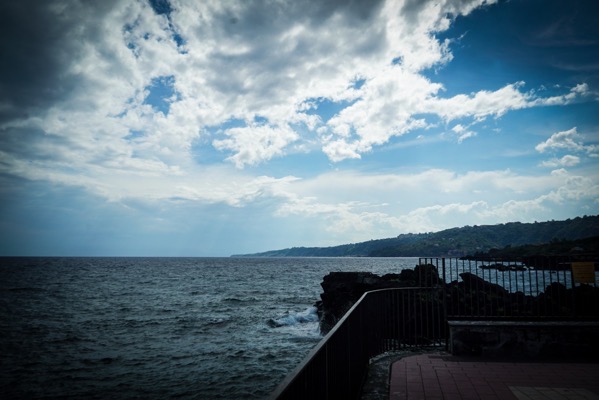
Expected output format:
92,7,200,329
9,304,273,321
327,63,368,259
463,235,599,260
232,215,599,257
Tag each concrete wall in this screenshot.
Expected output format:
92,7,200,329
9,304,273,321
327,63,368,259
448,320,599,359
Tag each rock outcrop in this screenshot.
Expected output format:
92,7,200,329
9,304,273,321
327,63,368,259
316,264,441,333
316,265,599,334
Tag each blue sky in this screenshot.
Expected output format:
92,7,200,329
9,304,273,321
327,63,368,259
0,0,598,256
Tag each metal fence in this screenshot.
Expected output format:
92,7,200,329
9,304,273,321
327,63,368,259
269,286,446,400
271,257,599,399
422,257,599,319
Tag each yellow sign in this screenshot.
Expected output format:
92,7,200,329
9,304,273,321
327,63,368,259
571,262,596,284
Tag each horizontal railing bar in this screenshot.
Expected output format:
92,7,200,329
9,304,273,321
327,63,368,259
269,290,369,399
270,287,446,399
272,257,598,399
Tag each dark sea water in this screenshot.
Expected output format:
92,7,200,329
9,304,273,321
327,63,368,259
0,257,419,399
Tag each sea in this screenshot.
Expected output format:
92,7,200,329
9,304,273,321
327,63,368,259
0,256,420,399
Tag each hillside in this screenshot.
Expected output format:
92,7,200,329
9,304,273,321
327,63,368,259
463,235,599,260
232,215,599,257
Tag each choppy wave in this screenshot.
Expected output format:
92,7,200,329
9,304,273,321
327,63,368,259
268,306,319,328
0,256,417,399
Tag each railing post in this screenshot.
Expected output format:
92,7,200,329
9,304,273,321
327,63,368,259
441,258,448,350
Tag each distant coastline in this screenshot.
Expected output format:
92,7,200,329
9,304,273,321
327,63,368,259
232,215,599,258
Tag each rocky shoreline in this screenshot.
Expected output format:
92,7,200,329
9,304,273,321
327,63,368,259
315,264,599,335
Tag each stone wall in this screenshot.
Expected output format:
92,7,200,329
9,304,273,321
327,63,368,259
449,320,599,359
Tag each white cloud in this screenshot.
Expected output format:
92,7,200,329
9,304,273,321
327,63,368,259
386,170,598,233
539,155,581,168
213,124,299,168
533,83,591,106
452,124,466,133
0,0,597,254
1,0,592,190
322,77,589,161
457,131,477,143
452,124,477,143
265,166,599,241
430,82,531,121
535,127,598,155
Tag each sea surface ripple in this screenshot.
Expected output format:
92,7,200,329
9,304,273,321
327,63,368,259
0,257,418,399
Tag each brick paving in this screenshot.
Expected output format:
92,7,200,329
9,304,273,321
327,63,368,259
389,353,599,400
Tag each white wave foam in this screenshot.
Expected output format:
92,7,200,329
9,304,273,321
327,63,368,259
268,306,319,328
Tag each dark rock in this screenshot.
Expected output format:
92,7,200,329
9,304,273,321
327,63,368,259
317,270,417,333
414,263,442,287
459,272,508,296
316,265,599,334
316,265,443,334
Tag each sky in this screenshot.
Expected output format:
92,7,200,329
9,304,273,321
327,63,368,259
0,0,598,256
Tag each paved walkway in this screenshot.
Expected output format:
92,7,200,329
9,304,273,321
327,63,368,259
389,353,599,400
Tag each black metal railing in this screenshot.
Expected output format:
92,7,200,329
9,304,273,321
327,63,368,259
421,257,599,319
269,287,446,400
271,257,599,399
